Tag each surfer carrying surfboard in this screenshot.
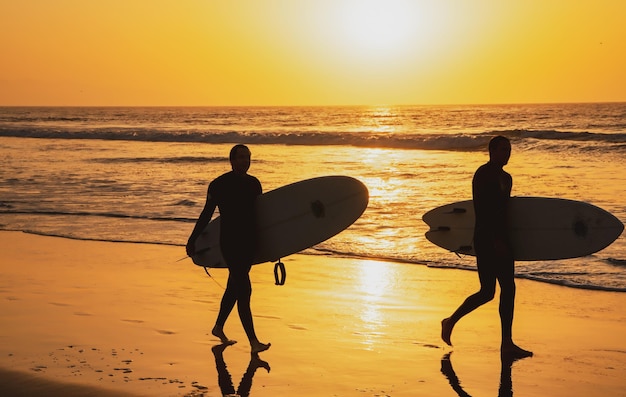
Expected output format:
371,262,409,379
186,144,271,354
441,136,532,359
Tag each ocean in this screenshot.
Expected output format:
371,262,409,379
1,104,625,291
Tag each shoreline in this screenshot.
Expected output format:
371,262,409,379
1,231,625,396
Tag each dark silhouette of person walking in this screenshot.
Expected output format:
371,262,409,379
187,144,270,354
441,136,532,358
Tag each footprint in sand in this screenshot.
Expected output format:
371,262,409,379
49,302,71,307
156,329,176,335
121,319,145,324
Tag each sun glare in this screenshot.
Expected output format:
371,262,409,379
357,260,393,300
329,0,433,60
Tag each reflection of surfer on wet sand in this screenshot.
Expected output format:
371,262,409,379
441,352,526,397
212,343,270,397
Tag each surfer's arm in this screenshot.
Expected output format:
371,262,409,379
186,195,216,256
473,168,511,252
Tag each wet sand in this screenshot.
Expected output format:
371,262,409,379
1,231,625,396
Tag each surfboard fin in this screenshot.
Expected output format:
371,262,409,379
453,245,473,258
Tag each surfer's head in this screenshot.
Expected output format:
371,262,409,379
230,144,251,174
488,135,511,167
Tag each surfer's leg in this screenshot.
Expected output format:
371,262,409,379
442,286,496,345
442,257,496,346
498,259,533,358
234,268,255,339
213,272,238,344
497,262,516,345
232,266,271,353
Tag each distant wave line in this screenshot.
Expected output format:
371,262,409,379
1,128,625,151
92,156,226,164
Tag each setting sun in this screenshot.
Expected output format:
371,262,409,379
329,0,427,59
0,0,624,105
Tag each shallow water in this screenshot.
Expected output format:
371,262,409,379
1,104,625,290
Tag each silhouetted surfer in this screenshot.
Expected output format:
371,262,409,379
187,144,270,354
441,136,532,358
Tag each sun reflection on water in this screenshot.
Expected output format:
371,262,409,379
354,260,399,349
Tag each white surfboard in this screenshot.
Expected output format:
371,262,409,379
423,197,624,261
191,175,369,268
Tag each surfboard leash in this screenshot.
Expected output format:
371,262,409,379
187,256,285,287
274,260,286,286
202,264,285,288
203,266,226,290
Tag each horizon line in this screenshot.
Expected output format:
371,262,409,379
1,101,625,108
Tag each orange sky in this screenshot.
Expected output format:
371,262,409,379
1,0,625,106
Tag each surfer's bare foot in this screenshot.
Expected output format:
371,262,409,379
251,341,271,354
441,318,454,346
212,327,236,345
501,342,533,359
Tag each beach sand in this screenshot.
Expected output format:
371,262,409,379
1,230,625,396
